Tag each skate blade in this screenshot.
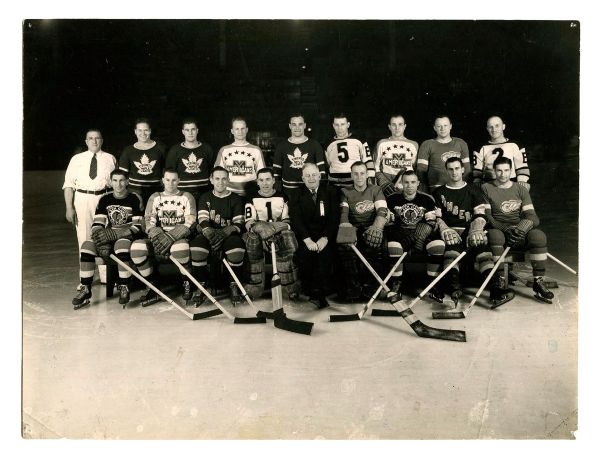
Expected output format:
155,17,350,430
534,294,554,304
73,300,90,310
490,291,516,309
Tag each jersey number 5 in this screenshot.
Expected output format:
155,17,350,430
337,142,349,163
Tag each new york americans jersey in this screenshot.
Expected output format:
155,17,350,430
387,191,438,230
433,183,487,230
244,191,290,231
325,134,374,188
119,142,166,191
144,190,196,232
214,142,266,196
374,137,419,180
416,138,470,189
165,142,215,192
273,138,326,189
340,185,387,228
93,192,144,235
473,140,530,183
197,190,245,230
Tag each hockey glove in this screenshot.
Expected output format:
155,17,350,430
96,242,112,258
271,222,290,235
441,227,462,246
222,225,239,237
505,226,526,247
467,217,488,247
167,224,190,241
376,172,397,198
153,231,175,256
336,223,357,244
251,222,275,240
363,226,384,248
202,227,226,250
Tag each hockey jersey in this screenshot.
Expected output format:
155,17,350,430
416,138,470,189
119,142,166,191
93,192,144,236
273,138,326,189
340,185,387,227
374,137,419,180
244,191,290,230
197,190,245,230
433,183,487,229
325,134,374,188
387,191,438,230
165,142,215,192
214,142,265,196
473,140,530,183
481,182,537,228
144,190,196,232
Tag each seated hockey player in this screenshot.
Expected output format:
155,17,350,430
385,170,445,300
244,167,300,301
481,157,554,303
72,170,144,309
433,157,514,308
335,161,388,302
130,169,197,305
189,166,246,304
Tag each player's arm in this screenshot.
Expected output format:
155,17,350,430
472,148,484,184
213,146,226,167
514,144,531,185
416,142,430,185
118,148,130,172
224,195,245,235
361,141,376,184
272,144,283,186
255,147,266,171
314,142,327,181
460,139,472,181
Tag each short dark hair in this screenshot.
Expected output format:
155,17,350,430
163,168,179,177
444,156,463,169
85,128,103,139
211,166,229,177
351,161,367,172
231,116,247,126
256,167,274,178
493,156,513,169
389,114,406,123
434,115,451,125
110,169,128,180
289,113,305,122
182,117,198,128
333,112,349,122
135,117,151,129
398,169,418,183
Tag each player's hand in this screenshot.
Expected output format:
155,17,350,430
467,230,487,247
441,228,462,246
316,237,328,252
506,226,526,247
66,208,77,225
304,238,319,252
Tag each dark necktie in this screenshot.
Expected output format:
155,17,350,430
310,189,317,203
89,153,97,179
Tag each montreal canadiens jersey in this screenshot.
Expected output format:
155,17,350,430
119,143,166,191
93,192,144,235
197,190,245,230
144,190,196,232
273,138,326,189
165,142,215,192
374,137,419,179
325,134,374,187
416,138,470,188
244,191,289,231
473,140,530,183
387,191,438,230
340,185,387,227
214,142,266,196
481,182,534,226
433,183,487,229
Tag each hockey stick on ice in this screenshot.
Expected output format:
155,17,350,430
349,244,467,342
221,258,270,324
329,252,407,322
547,253,577,275
270,241,313,335
110,254,202,321
433,246,511,319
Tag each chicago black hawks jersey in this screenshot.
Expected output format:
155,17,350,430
119,143,166,191
374,137,419,179
387,191,438,230
244,191,290,231
416,138,470,189
214,142,265,196
340,185,387,227
273,138,326,189
473,140,530,183
325,134,374,187
197,190,245,230
165,142,215,192
93,192,144,235
481,182,535,227
144,190,196,232
433,183,487,229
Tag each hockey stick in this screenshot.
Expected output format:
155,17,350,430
221,258,269,324
547,252,577,275
433,246,511,319
329,252,407,322
110,254,202,321
349,244,467,342
270,241,313,335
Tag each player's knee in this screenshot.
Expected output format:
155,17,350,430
426,239,445,257
114,239,132,258
487,229,505,246
190,245,210,264
387,240,404,258
130,239,149,264
225,247,245,266
171,240,190,264
80,240,97,262
527,229,547,248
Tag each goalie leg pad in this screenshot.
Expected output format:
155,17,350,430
277,255,301,297
426,239,445,277
244,231,264,261
244,259,265,299
274,229,298,258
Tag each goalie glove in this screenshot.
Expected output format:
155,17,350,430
271,222,290,234
202,227,226,250
467,217,488,247
363,226,384,248
251,222,275,240
336,223,357,244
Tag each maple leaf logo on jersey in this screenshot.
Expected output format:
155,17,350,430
500,200,522,213
354,200,375,214
287,147,308,169
133,154,157,175
229,160,253,175
182,153,202,174
394,203,424,225
106,205,130,226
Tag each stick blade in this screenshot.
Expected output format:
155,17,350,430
234,316,267,324
432,311,466,319
274,314,313,335
256,310,274,319
329,313,361,322
192,309,223,320
412,320,467,342
371,309,402,317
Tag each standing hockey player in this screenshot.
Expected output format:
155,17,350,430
473,116,531,189
482,157,554,303
72,170,144,309
288,163,340,308
189,167,246,304
130,169,196,304
119,118,166,205
385,171,445,300
244,167,300,300
165,117,215,198
324,113,375,189
272,113,326,202
433,157,513,308
373,114,419,197
416,116,471,193
335,162,388,302
214,117,266,197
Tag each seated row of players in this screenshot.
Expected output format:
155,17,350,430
72,154,553,310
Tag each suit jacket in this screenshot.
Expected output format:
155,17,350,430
288,184,340,242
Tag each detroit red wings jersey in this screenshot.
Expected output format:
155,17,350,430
481,182,534,226
93,192,144,234
197,190,245,230
433,183,487,229
145,190,196,232
416,138,470,188
340,185,387,227
473,140,530,183
244,191,289,230
214,142,266,196
374,137,419,179
273,138,326,189
387,191,438,230
325,134,374,187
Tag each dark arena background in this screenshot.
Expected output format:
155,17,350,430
22,19,580,442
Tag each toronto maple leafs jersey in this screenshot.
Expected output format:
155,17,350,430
119,143,166,191
433,183,487,229
93,192,144,237
325,134,374,188
244,191,290,231
340,185,387,228
214,142,266,196
473,140,530,183
416,138,470,189
197,190,245,231
144,190,196,232
387,191,438,230
165,142,215,193
374,137,419,180
273,138,326,189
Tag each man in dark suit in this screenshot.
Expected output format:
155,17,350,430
288,163,340,308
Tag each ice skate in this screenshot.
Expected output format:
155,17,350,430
118,284,130,308
72,284,91,310
533,276,554,304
